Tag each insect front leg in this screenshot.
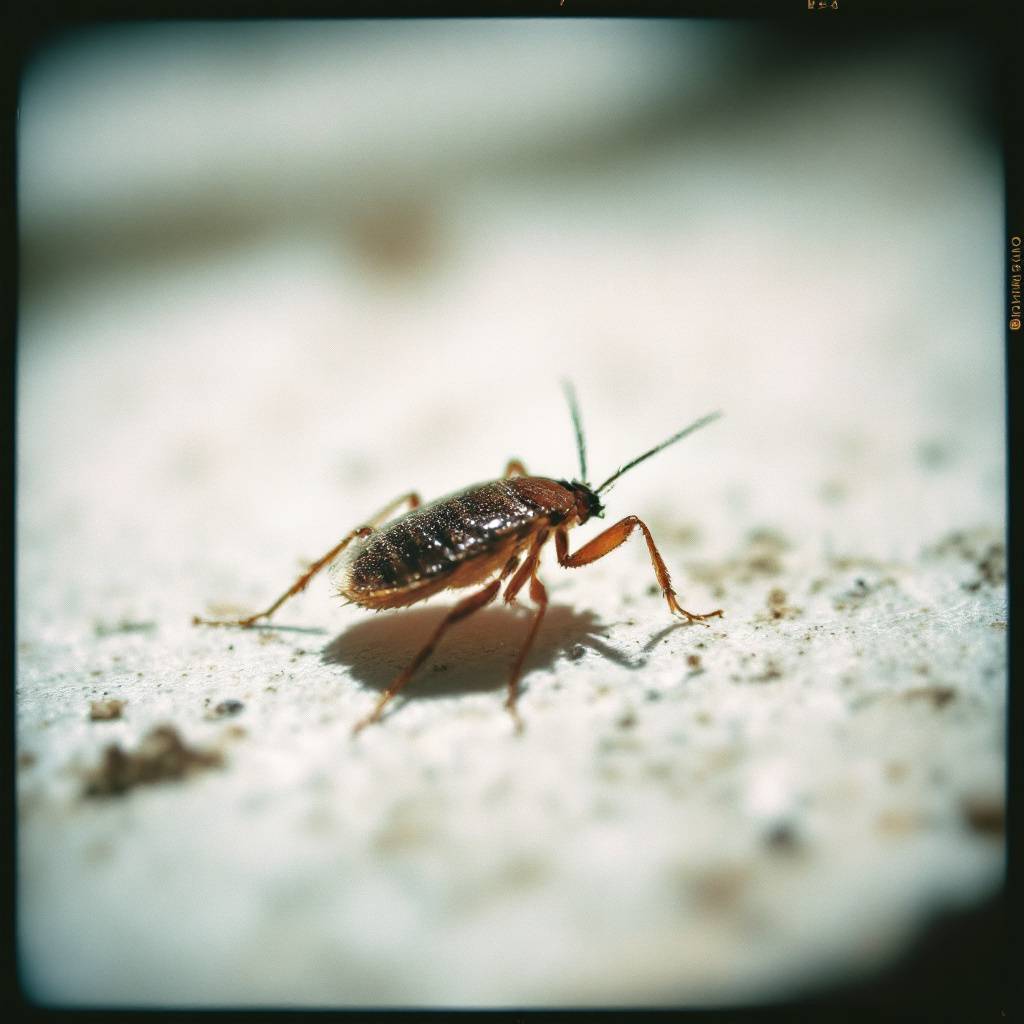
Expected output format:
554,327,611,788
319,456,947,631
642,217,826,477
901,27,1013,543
555,520,722,625
194,491,422,628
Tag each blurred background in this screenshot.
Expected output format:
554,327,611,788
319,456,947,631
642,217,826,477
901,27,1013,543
17,20,1005,1008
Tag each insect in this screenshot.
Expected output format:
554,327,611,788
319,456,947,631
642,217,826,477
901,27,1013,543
194,384,723,734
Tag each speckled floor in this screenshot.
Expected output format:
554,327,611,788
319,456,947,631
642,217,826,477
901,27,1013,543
17,24,1005,1007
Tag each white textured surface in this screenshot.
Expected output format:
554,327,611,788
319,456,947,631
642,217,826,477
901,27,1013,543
17,25,1004,1006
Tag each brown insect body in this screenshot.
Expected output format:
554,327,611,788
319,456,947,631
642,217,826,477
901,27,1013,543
194,386,722,734
337,477,591,611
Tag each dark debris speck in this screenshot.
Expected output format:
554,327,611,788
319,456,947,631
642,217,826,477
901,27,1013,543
961,796,1004,837
89,699,125,721
750,658,783,684
83,725,223,798
93,620,157,638
902,686,956,709
206,699,245,719
764,821,801,853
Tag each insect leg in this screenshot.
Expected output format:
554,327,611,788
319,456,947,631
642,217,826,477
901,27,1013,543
503,529,548,606
352,577,502,735
505,570,548,734
555,520,722,625
501,530,550,732
194,491,421,628
504,459,528,478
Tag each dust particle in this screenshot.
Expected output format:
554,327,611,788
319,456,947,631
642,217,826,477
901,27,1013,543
764,821,801,853
747,527,790,550
18,751,37,769
94,620,157,638
89,699,125,721
830,555,890,572
205,699,244,720
751,658,783,683
902,686,956,709
971,542,1006,588
686,653,703,672
833,575,898,611
82,725,223,798
961,796,1004,837
569,644,587,661
763,587,802,620
926,529,1005,590
346,195,440,278
691,865,750,912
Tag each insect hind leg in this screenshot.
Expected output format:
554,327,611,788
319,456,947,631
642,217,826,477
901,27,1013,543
504,571,548,734
194,491,421,628
352,576,502,735
501,529,550,733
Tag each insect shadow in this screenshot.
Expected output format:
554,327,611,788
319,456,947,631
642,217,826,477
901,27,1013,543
640,619,699,653
321,602,636,701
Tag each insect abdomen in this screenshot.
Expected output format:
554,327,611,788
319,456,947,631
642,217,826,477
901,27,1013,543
335,477,574,608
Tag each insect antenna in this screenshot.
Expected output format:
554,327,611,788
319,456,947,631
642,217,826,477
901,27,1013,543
595,410,722,495
562,380,588,483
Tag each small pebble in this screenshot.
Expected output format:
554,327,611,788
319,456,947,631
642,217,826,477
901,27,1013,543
89,699,125,721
